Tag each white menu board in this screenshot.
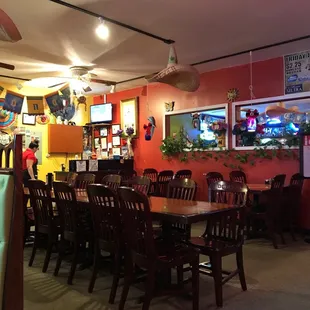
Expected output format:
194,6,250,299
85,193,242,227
88,160,98,172
76,160,86,172
302,135,310,178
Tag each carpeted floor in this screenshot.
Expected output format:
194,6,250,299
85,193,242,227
24,224,310,310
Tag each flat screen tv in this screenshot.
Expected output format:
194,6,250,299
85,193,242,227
90,103,113,123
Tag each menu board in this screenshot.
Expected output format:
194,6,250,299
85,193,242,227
300,135,310,178
284,50,310,94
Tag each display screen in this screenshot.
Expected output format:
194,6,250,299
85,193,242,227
90,103,113,123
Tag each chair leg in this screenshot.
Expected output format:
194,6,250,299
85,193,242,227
177,265,184,288
42,240,53,273
211,254,223,307
142,266,156,310
266,220,278,249
68,242,79,285
191,257,200,310
236,248,247,291
119,254,134,310
28,233,38,267
109,250,122,304
290,224,297,241
88,244,100,293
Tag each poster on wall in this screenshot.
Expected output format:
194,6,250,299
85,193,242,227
300,135,310,178
284,50,310,94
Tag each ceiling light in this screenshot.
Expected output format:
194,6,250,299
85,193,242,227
110,85,116,93
95,18,109,40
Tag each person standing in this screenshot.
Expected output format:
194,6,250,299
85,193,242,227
22,140,39,187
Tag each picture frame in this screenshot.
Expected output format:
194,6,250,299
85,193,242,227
22,113,36,126
100,127,108,137
120,97,139,137
112,124,121,135
112,147,121,156
101,137,107,149
112,135,121,146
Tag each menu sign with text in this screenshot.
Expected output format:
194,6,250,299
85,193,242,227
284,50,310,94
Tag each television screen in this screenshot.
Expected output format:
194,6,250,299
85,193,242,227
90,103,113,123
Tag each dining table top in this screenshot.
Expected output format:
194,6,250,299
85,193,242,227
24,188,240,225
247,183,271,192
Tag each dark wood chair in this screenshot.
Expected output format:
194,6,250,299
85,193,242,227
167,178,197,240
28,180,60,273
74,173,95,190
101,174,122,191
120,169,137,186
155,170,174,197
87,184,123,303
66,172,78,187
205,172,224,186
128,175,151,195
229,170,247,183
270,174,286,189
174,169,192,179
118,187,200,310
290,173,304,188
143,168,158,195
188,181,248,307
53,181,92,284
247,188,284,249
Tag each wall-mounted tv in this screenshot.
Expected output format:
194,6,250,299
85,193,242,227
90,103,113,123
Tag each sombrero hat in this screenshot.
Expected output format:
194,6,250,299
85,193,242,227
145,45,200,92
265,101,304,118
0,98,17,129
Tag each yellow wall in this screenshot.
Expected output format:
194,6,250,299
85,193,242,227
0,82,90,180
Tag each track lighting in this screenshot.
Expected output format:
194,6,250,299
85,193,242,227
95,18,109,40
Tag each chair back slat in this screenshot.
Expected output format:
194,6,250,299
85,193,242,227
290,173,304,188
143,168,158,182
156,170,174,197
128,176,151,195
101,174,122,191
205,172,224,186
229,170,247,183
167,178,197,201
87,184,121,245
118,187,156,259
271,174,286,189
74,173,95,190
174,169,192,179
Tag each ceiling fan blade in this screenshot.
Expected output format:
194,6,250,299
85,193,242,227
48,82,67,88
83,86,92,92
90,78,116,86
0,74,30,81
0,62,15,70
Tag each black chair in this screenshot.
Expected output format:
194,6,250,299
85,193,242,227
270,174,286,189
155,170,174,197
205,172,224,186
143,168,158,194
174,169,192,179
74,173,96,190
101,174,122,191
229,170,247,183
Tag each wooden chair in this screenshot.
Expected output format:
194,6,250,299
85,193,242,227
120,169,137,186
74,173,95,190
143,168,158,194
53,181,92,284
28,180,60,273
128,176,151,195
174,169,192,179
66,172,78,187
167,179,197,240
87,184,123,303
229,170,247,183
118,187,200,310
188,181,248,307
205,172,224,186
155,170,174,197
270,174,286,189
290,173,304,188
247,188,284,249
101,174,122,191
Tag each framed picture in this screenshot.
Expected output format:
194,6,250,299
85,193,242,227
22,113,36,125
120,97,139,137
112,135,121,146
112,124,121,135
100,127,108,137
101,137,107,149
101,151,108,159
112,147,121,156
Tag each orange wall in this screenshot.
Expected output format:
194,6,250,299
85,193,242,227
93,57,310,228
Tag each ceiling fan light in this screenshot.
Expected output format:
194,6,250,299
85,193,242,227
110,84,116,93
95,18,109,40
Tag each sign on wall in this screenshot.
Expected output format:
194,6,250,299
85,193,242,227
284,50,310,94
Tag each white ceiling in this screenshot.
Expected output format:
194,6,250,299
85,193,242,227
1,0,310,94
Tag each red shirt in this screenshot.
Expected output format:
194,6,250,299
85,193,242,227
22,148,37,170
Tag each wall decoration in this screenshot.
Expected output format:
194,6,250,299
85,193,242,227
53,102,76,121
143,116,156,141
0,131,11,147
76,95,87,111
88,159,98,172
101,137,107,149
112,124,120,135
76,160,87,172
36,114,50,125
227,88,239,102
112,135,121,146
191,112,200,128
26,96,44,115
284,50,310,94
101,151,108,159
0,86,4,96
120,97,138,136
165,101,175,112
22,113,36,125
0,99,17,129
100,127,108,137
112,147,121,156
45,91,63,113
4,90,24,114
94,138,100,149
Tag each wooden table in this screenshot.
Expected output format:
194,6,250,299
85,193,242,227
247,183,271,193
